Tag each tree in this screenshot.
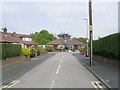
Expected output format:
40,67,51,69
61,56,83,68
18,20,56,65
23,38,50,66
57,33,71,39
30,30,56,44
77,37,87,44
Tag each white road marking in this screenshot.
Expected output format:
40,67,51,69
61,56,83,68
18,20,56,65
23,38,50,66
56,65,61,74
7,80,20,88
96,82,103,89
2,85,9,89
2,80,20,89
56,56,64,74
50,81,55,88
60,56,64,63
91,81,98,88
91,81,104,90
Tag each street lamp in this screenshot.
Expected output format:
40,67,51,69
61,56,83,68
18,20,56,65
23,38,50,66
84,18,89,57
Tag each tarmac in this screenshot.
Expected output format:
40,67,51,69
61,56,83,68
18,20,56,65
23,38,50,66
73,52,118,89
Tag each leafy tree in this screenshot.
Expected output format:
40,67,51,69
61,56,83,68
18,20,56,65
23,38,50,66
30,30,56,44
77,37,87,44
57,33,71,39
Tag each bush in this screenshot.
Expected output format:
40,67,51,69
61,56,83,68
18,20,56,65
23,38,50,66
21,48,31,56
36,46,45,51
46,45,54,52
93,33,119,59
35,46,45,56
1,43,21,60
80,48,86,52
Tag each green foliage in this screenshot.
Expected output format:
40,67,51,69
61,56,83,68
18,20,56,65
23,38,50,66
80,47,86,52
46,45,54,52
77,37,87,44
30,30,56,44
1,43,21,60
21,48,31,56
93,33,120,59
36,46,45,51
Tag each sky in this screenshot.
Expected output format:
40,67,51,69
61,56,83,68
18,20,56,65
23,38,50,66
0,0,119,40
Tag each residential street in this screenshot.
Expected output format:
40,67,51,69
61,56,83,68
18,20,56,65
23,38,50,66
2,52,107,89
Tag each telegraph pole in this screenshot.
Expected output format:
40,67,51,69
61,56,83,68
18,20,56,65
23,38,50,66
89,0,93,66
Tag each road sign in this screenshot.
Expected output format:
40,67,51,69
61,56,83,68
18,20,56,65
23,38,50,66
89,25,92,32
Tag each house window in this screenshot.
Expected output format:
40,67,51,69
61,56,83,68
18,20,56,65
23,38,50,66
22,38,32,41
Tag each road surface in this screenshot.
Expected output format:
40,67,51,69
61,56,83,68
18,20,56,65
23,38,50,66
2,52,107,89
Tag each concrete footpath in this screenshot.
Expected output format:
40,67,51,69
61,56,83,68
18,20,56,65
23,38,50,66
73,53,118,89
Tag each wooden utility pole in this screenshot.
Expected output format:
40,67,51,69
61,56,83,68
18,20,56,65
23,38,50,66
89,0,93,66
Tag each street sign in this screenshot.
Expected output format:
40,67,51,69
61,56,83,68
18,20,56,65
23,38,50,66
89,25,92,32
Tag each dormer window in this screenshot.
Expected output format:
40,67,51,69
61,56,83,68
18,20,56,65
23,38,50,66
22,37,32,41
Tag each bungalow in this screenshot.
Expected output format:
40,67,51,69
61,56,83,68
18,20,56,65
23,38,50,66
47,38,81,51
47,33,86,51
0,27,36,48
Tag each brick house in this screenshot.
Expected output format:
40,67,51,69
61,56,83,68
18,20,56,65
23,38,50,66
0,27,36,48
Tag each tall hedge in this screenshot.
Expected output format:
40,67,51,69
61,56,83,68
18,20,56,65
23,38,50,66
93,33,120,59
1,43,21,60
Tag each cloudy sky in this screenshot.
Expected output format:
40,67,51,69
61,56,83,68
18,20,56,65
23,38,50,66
0,0,119,40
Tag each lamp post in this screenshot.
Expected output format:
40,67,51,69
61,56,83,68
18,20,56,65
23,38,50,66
84,18,89,57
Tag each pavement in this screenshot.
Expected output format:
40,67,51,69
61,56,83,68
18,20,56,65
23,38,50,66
1,53,54,84
2,52,108,89
73,53,118,89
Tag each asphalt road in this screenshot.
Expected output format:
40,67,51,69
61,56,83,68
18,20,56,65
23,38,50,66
2,53,54,84
2,52,107,89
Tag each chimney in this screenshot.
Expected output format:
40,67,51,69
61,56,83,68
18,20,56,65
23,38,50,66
2,27,7,34
12,32,16,37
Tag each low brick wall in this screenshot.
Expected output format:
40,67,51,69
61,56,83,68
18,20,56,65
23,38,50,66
93,55,118,67
2,56,30,67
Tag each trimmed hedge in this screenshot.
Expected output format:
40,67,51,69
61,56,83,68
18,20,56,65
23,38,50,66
93,33,120,59
1,43,21,60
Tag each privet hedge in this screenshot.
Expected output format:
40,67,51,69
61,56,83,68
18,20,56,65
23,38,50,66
93,33,120,59
1,43,21,60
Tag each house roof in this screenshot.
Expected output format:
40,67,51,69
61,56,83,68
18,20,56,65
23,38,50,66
47,38,81,45
0,32,36,45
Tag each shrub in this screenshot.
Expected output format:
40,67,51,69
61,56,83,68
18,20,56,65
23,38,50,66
46,45,54,52
80,48,86,52
1,43,21,60
93,33,119,59
21,48,31,56
36,46,45,51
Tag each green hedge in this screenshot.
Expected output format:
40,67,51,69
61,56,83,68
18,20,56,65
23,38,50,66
1,43,21,60
93,33,120,59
